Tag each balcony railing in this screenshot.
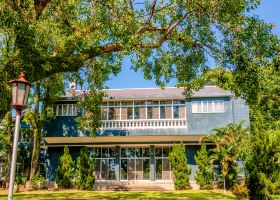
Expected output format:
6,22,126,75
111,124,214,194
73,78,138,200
101,119,187,129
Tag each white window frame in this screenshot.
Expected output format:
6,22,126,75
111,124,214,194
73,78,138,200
56,104,78,116
191,100,225,113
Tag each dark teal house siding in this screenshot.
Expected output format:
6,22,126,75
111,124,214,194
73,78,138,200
43,94,250,183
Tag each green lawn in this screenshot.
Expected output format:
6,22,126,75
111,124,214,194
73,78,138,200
0,189,235,200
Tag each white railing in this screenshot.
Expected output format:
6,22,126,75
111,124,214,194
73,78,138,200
101,119,187,129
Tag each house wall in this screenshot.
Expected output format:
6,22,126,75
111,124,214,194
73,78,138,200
43,97,249,137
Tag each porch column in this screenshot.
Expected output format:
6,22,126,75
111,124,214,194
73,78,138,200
150,145,155,181
115,146,120,181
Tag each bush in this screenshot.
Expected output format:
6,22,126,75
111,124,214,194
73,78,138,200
56,146,74,189
231,184,249,200
31,172,47,190
75,147,95,190
194,142,213,190
168,142,191,190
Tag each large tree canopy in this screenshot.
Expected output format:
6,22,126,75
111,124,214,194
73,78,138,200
0,0,279,115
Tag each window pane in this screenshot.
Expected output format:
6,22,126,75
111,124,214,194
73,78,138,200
135,148,142,157
108,107,115,120
147,107,153,119
163,159,171,180
101,107,108,120
58,105,62,116
121,107,127,120
152,107,159,119
179,106,185,118
102,148,110,158
127,148,135,157
203,101,208,112
134,107,140,119
139,107,146,119
134,101,146,106
192,102,197,113
160,106,166,119
73,105,77,116
101,159,109,180
122,101,133,106
109,159,116,180
109,147,117,158
63,105,67,115
214,101,219,112
219,101,225,112
162,147,169,157
173,106,179,119
121,159,127,180
197,102,202,113
109,101,120,106
208,101,214,112
94,148,101,158
127,107,133,119
135,159,143,180
68,105,73,116
156,159,162,180
121,148,127,157
142,148,150,157
94,159,101,180
155,148,162,157
128,159,135,180
160,100,172,105
166,106,172,119
143,159,150,180
147,101,159,105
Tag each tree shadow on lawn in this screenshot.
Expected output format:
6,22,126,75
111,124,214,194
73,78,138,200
0,191,235,200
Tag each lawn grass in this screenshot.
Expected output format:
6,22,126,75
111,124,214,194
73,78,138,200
0,189,235,200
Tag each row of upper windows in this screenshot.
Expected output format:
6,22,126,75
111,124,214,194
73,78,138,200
55,100,225,117
191,100,225,113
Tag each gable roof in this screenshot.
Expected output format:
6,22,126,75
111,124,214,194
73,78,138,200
62,86,232,101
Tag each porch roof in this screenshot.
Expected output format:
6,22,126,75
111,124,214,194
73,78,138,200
43,135,207,147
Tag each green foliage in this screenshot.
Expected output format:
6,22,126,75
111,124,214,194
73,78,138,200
56,146,74,189
194,142,213,190
30,172,47,190
231,184,249,200
75,92,104,136
245,118,280,199
169,142,191,190
204,122,248,190
75,147,95,190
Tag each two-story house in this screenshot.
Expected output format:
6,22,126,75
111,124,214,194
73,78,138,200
42,85,249,187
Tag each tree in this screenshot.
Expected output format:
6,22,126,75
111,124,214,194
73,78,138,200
245,112,280,199
168,142,191,190
23,73,65,181
0,1,278,115
204,122,248,191
56,146,74,189
75,147,95,190
194,142,213,190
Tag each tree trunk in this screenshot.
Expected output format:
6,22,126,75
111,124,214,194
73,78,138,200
4,112,13,189
30,81,42,180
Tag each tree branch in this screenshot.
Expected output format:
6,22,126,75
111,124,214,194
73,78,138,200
34,0,51,19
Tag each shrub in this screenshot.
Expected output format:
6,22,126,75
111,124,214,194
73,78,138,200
231,184,249,200
31,172,47,190
168,142,191,190
194,142,214,190
75,147,95,190
56,146,74,189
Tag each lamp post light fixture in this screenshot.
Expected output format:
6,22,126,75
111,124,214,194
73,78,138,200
8,73,31,200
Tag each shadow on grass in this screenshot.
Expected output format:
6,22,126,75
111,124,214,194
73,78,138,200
0,190,235,200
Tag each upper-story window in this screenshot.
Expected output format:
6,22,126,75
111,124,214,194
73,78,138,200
191,100,224,113
56,104,78,116
101,100,186,120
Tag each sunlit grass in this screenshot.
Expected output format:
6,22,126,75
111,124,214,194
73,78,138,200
0,189,235,200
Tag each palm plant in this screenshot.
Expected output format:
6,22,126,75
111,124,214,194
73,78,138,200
203,121,248,192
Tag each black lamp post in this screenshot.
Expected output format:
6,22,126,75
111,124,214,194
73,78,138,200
8,73,31,200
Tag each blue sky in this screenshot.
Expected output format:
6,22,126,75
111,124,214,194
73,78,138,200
106,0,280,89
